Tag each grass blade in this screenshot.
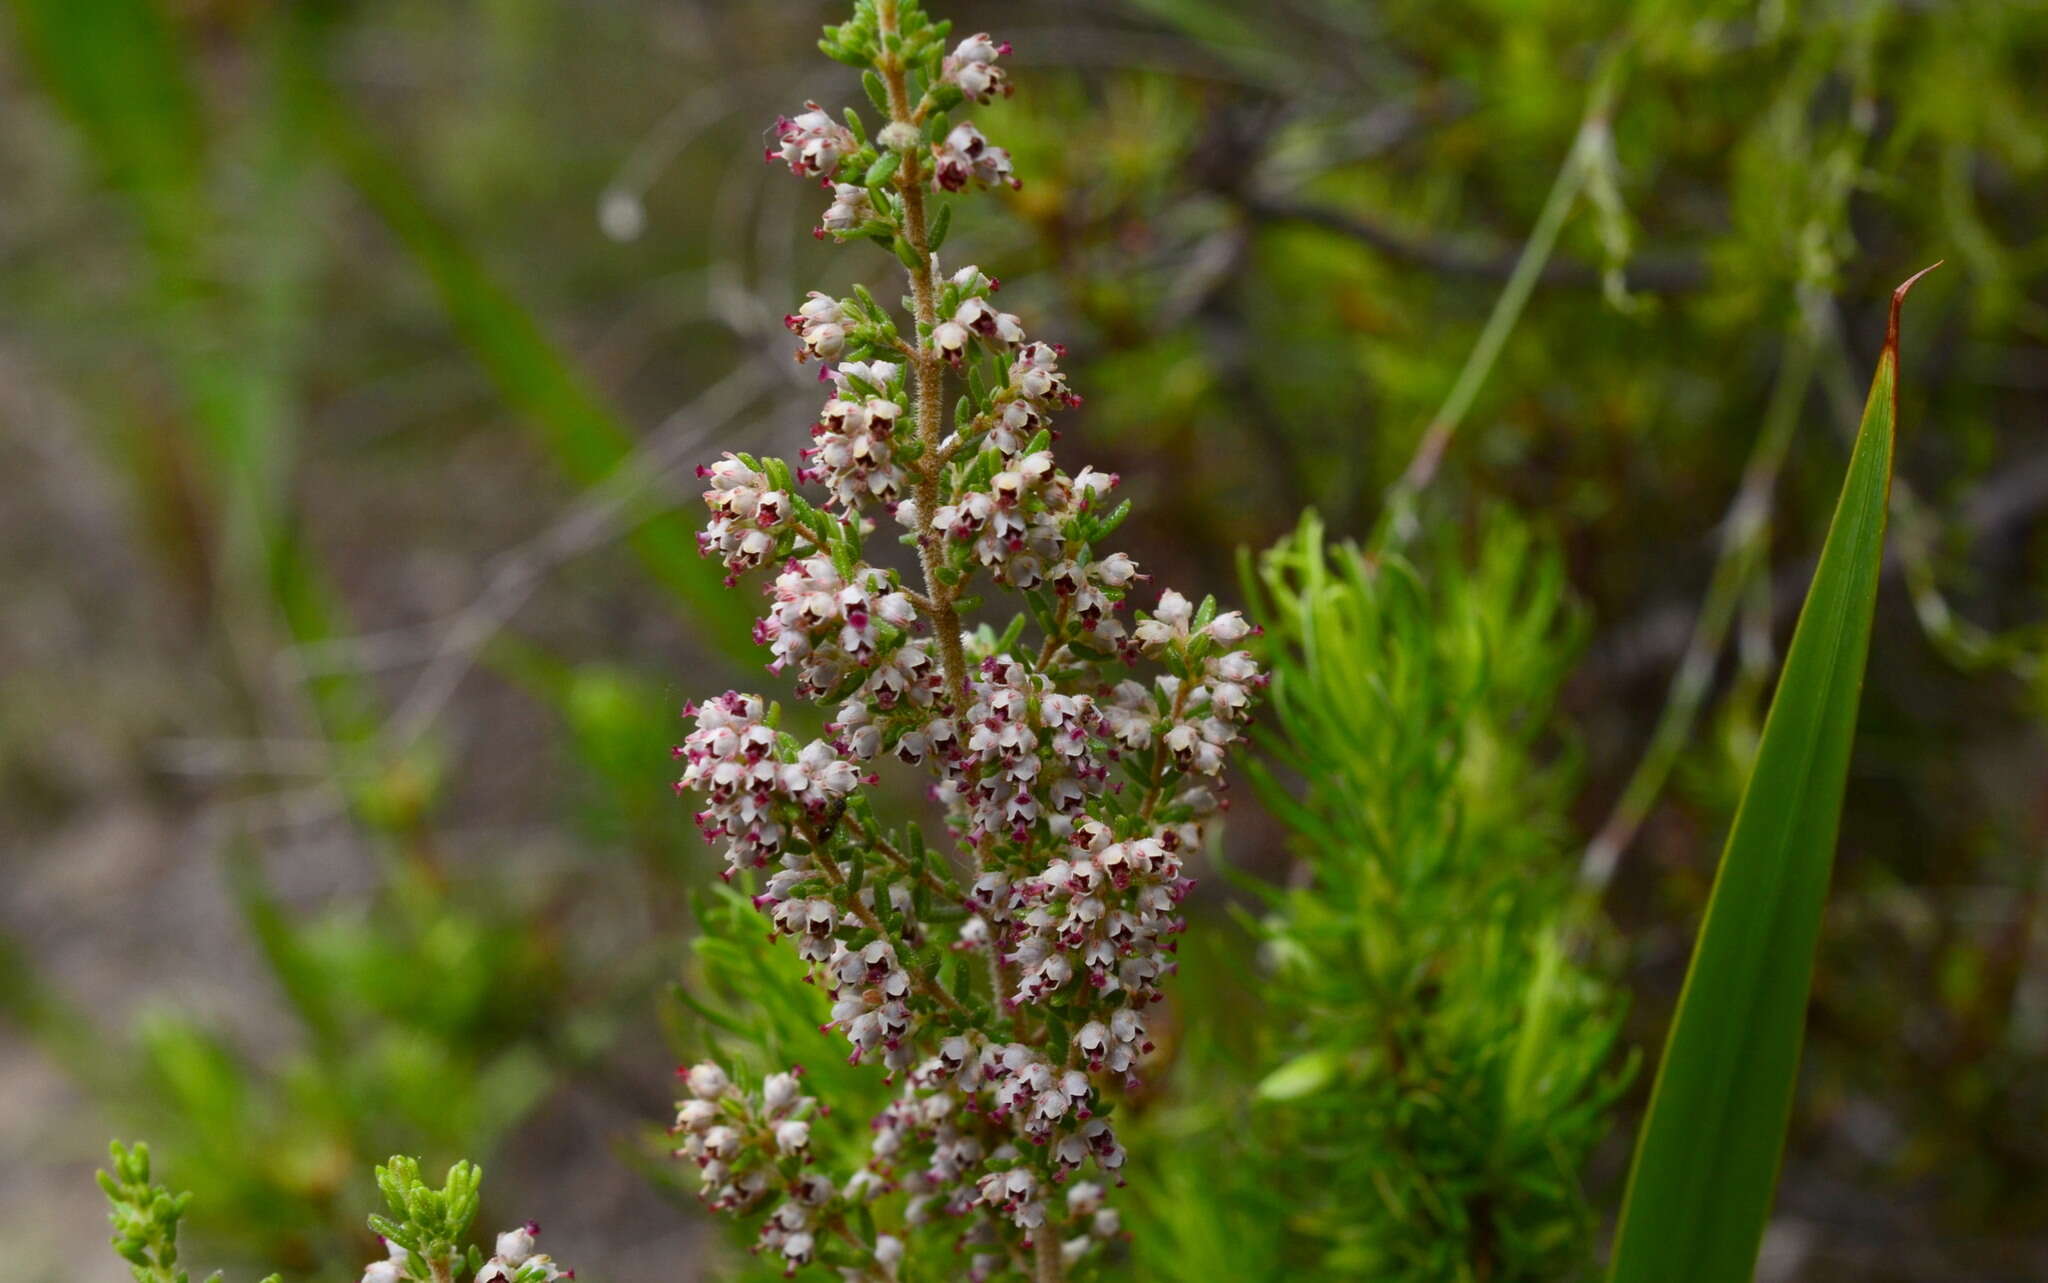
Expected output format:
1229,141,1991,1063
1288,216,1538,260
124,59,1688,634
307,86,758,665
5,0,204,254
9,0,380,743
1607,263,1940,1283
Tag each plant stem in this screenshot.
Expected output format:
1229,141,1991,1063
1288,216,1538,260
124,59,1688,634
878,0,971,711
1137,679,1195,821
1034,1226,1063,1283
806,815,969,1018
869,18,1062,1279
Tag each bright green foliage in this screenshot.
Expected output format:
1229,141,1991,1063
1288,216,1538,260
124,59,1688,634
1225,512,1630,1281
366,1156,485,1281
98,1144,573,1283
1608,271,1933,1283
99,1141,282,1283
112,865,566,1272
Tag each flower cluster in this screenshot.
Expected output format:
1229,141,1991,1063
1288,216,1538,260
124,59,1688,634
674,4,1261,1279
773,25,1027,232
770,102,856,179
786,292,851,364
696,455,785,582
942,32,1013,103
476,1226,573,1283
757,555,929,699
672,1063,876,1276
800,389,906,511
359,1224,573,1283
985,341,1083,453
672,691,863,878
931,123,1017,192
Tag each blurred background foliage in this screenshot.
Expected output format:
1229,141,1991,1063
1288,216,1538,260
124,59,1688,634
2,0,2045,1280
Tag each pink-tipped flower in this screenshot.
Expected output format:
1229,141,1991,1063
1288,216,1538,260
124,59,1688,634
769,102,855,178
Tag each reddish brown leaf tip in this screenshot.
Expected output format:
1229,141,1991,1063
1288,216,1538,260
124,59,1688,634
1886,261,1943,356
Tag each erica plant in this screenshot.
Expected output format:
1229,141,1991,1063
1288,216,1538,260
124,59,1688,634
666,2,1263,1279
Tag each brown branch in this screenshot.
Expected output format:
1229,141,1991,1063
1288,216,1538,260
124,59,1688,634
879,0,971,712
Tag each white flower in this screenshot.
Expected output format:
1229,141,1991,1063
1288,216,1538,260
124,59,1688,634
701,1124,742,1161
819,183,872,235
685,1061,730,1099
952,263,998,291
781,1231,815,1267
774,1119,812,1155
494,1223,539,1265
770,102,855,178
1205,610,1251,643
943,33,1014,103
874,1234,904,1274
675,1098,719,1131
831,359,900,395
1094,552,1141,586
476,1251,568,1283
931,123,1017,192
877,120,922,153
762,1071,802,1114
932,320,970,362
362,1241,408,1283
1133,589,1193,649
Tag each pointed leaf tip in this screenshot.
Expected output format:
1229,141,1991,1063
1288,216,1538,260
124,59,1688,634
1887,261,1942,356
1608,257,1920,1283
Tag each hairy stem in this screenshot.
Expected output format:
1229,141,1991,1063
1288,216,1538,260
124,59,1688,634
1034,1227,1062,1283
878,0,971,710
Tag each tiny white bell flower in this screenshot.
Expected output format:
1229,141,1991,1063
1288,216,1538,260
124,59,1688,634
774,1119,812,1155
685,1061,730,1099
494,1223,539,1265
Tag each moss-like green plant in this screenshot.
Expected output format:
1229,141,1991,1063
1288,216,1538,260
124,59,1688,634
1219,511,1631,1281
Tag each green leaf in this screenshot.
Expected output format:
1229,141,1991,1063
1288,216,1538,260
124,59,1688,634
1607,264,1940,1283
1255,1049,1341,1102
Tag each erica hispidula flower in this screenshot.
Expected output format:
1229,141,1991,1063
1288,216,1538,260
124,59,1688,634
675,3,1262,1279
358,1225,574,1283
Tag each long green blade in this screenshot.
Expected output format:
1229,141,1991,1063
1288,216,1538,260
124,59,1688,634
1607,264,1940,1283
